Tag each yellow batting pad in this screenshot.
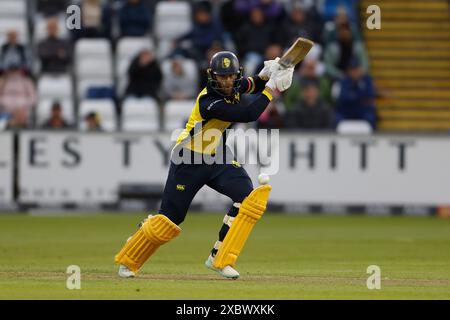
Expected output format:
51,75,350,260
114,214,181,273
213,185,272,269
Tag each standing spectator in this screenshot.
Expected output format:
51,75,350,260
236,6,273,75
324,22,368,80
37,18,72,74
0,65,37,129
0,30,31,74
125,49,162,100
335,58,377,130
42,101,71,129
162,57,198,100
175,3,224,64
283,58,332,110
284,80,333,130
119,0,151,37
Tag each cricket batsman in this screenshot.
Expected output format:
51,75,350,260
114,51,295,279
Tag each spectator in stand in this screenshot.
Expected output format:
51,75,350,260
274,1,322,47
255,43,282,74
125,49,162,100
84,111,103,131
234,0,284,22
284,80,333,130
119,0,151,37
174,2,224,64
323,5,361,45
0,65,37,129
162,57,198,100
283,58,332,111
42,101,71,129
0,30,31,75
324,22,368,80
37,0,68,16
322,0,358,22
219,0,246,40
37,17,72,74
4,111,28,130
235,6,273,75
335,58,377,130
73,0,112,40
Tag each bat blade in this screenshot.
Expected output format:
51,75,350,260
279,37,314,68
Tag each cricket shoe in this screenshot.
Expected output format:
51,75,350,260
205,255,239,279
117,236,136,278
118,264,135,278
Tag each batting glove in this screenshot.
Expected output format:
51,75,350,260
258,57,280,80
274,66,294,92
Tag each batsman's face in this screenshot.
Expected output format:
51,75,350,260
216,74,237,96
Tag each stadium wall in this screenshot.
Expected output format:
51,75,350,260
0,133,14,205
1,131,449,215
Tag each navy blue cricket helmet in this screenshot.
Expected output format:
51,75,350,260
207,51,243,96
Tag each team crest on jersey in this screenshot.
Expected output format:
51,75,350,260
222,57,231,68
224,93,240,104
176,184,185,191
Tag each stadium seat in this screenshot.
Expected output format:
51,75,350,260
155,39,174,60
77,78,114,100
336,120,373,135
38,75,73,100
79,99,117,131
122,97,159,132
117,37,154,60
75,40,114,103
76,58,113,79
154,1,192,40
75,39,112,59
0,0,27,18
75,39,113,91
116,58,132,97
76,58,113,101
164,100,195,131
36,99,75,126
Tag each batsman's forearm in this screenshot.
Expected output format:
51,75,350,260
243,89,273,122
205,89,273,123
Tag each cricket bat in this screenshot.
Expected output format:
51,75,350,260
278,37,315,69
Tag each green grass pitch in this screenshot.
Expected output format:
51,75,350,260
0,213,449,299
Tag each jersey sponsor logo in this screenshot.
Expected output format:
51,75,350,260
176,184,186,191
222,57,231,68
207,99,222,110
